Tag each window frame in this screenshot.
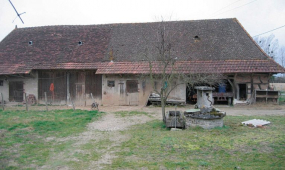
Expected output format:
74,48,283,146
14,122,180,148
107,80,115,87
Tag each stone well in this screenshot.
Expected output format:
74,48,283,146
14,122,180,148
184,86,226,129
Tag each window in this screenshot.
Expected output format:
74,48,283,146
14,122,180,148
194,35,200,42
107,80,115,87
126,80,138,93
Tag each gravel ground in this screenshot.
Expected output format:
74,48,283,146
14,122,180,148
96,104,285,117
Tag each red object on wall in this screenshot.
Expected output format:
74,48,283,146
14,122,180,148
50,83,54,92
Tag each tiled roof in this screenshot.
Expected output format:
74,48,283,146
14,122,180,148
0,18,284,75
95,60,285,74
0,64,32,75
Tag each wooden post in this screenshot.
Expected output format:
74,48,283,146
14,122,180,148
69,93,75,110
44,92,48,111
66,72,70,104
84,94,86,107
1,93,4,110
24,93,28,111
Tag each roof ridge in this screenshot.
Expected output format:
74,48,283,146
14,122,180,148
14,18,236,30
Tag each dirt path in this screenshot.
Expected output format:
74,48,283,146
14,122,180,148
87,113,154,169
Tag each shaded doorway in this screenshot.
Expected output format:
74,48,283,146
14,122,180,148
9,81,23,102
238,84,247,100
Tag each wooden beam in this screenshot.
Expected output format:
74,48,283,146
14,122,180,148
227,78,235,98
66,72,70,103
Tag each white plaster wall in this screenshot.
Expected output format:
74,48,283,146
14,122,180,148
23,72,38,100
0,72,38,103
168,83,186,101
271,83,285,91
101,74,186,106
0,79,9,102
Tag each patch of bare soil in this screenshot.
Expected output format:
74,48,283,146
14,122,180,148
88,113,154,131
41,112,155,170
87,113,154,169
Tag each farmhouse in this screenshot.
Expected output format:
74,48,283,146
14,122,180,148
0,18,284,106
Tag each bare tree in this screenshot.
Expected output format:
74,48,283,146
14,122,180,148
141,21,223,122
279,46,285,68
279,46,285,77
254,34,279,60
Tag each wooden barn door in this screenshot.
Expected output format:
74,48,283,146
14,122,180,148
75,72,86,105
126,80,139,106
85,72,102,100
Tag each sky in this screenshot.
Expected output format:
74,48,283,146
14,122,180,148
1,0,285,47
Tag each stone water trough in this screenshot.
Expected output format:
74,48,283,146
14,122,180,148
165,111,185,128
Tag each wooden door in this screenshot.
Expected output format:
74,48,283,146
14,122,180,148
76,72,86,105
119,81,127,105
126,80,139,106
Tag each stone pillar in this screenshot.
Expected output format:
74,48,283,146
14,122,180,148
194,86,214,108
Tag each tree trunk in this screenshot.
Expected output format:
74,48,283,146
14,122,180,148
161,97,166,123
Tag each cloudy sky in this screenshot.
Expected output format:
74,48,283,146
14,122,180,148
1,0,285,46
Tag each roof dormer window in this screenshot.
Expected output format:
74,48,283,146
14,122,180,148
194,35,200,42
78,41,83,45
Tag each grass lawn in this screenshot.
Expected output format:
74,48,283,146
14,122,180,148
0,109,284,169
115,116,285,169
0,109,103,169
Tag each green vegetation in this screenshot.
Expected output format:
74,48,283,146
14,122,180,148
0,109,284,169
0,109,103,169
115,111,150,117
279,91,285,104
113,116,285,169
